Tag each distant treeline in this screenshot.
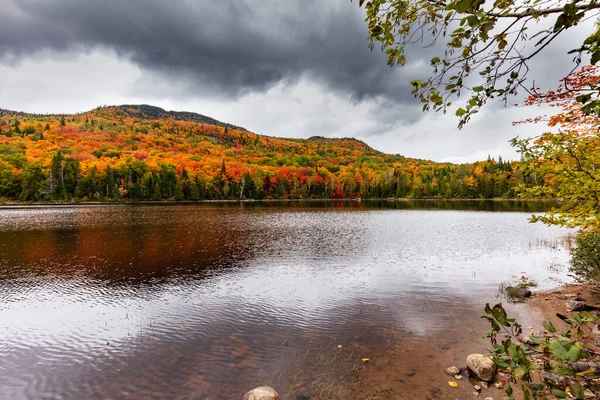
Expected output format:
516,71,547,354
0,150,531,202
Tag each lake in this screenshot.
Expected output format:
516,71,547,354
0,201,573,399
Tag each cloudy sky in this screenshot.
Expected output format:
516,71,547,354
0,0,590,162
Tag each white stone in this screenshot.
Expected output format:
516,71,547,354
445,366,460,376
466,354,497,382
243,386,280,400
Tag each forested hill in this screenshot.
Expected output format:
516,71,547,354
0,105,530,202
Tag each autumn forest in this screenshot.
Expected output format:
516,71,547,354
0,104,533,202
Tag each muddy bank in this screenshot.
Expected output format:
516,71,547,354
528,283,600,323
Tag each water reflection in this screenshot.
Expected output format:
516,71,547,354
0,202,572,399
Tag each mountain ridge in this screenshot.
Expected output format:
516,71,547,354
0,104,380,154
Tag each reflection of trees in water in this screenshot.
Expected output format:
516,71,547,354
234,199,559,212
0,201,563,288
0,206,256,288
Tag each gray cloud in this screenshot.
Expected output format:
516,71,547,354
1,0,432,106
1,0,587,112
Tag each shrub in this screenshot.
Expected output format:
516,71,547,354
570,232,600,283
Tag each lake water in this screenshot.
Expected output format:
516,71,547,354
0,201,573,399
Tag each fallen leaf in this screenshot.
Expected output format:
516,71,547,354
361,358,370,363
454,374,463,380
337,345,343,350
448,381,458,388
527,325,533,329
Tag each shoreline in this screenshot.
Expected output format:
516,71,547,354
0,197,559,208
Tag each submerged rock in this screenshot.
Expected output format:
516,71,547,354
243,386,280,400
505,286,532,298
466,354,496,382
445,366,460,376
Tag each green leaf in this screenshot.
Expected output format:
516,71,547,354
455,0,471,13
529,336,546,346
549,338,581,362
551,389,568,398
370,25,384,36
513,365,527,378
527,382,546,391
556,366,575,376
484,303,493,315
473,86,484,92
456,108,466,117
431,56,441,64
570,383,585,399
543,320,556,333
576,94,592,104
485,316,501,332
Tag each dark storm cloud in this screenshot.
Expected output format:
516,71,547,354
1,0,431,103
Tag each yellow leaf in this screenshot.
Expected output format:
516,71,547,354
527,325,533,329
361,358,370,363
337,345,343,350
448,381,458,387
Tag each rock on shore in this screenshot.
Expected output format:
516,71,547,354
466,354,496,382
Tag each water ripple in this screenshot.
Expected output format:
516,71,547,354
0,203,573,399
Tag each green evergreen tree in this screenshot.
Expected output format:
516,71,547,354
190,179,200,201
151,183,162,201
174,180,185,201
